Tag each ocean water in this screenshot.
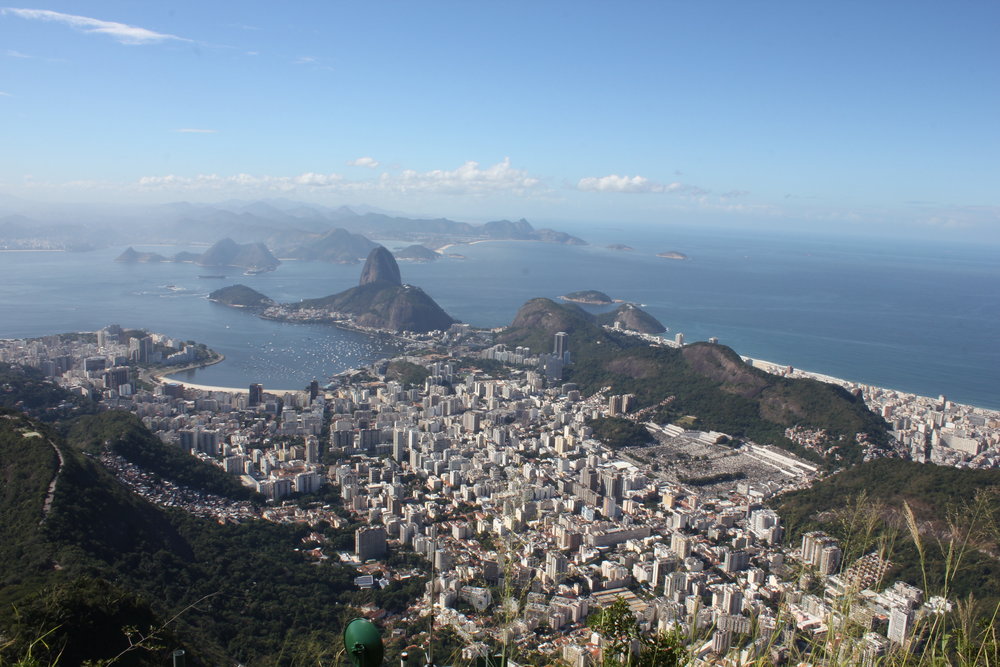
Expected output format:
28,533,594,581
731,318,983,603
0,226,997,408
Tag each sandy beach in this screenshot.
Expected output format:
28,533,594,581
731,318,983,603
149,353,305,395
157,378,305,395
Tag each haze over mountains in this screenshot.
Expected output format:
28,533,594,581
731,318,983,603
0,198,586,256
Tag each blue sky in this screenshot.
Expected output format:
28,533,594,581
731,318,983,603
1,1,998,237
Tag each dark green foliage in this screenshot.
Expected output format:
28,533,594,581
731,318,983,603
679,471,747,486
67,411,255,501
562,290,613,304
208,284,275,309
1,577,184,666
385,360,431,388
500,299,888,465
0,411,425,665
358,575,427,614
454,357,512,379
771,459,1000,604
587,597,683,667
0,412,59,604
587,417,654,449
0,363,95,420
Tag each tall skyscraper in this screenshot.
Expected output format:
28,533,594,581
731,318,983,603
553,331,569,362
249,383,264,407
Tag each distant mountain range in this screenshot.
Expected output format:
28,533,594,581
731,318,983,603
116,238,281,272
0,198,586,256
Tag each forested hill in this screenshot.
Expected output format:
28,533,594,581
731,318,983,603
68,410,256,500
770,458,1000,606
500,298,889,465
0,410,419,665
0,361,96,420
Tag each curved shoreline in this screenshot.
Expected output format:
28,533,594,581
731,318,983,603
151,351,308,395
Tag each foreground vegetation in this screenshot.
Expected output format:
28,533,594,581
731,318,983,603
0,407,425,665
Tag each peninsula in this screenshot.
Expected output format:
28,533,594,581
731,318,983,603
265,246,455,333
657,250,688,260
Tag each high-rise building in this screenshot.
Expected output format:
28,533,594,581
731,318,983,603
104,366,130,391
802,531,840,573
309,379,320,401
553,331,568,360
818,544,842,575
249,383,264,407
887,606,914,645
127,335,154,363
545,552,568,584
355,526,387,561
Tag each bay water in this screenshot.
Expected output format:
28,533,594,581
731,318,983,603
0,225,996,409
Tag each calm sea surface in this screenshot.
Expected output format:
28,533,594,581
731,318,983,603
1,225,997,408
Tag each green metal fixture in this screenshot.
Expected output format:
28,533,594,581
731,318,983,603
343,618,384,667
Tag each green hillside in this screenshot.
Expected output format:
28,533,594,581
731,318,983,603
0,411,420,665
0,362,95,420
68,410,256,501
501,298,889,465
771,459,1000,605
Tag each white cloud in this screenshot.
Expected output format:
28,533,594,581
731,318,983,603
293,173,343,187
174,128,217,134
5,48,31,58
391,158,542,195
294,56,318,64
577,174,706,196
0,91,11,97
1,8,190,45
347,156,380,168
136,158,546,197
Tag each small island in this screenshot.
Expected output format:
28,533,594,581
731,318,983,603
115,247,168,263
560,290,614,305
657,250,688,260
393,244,439,262
208,284,276,310
606,243,634,252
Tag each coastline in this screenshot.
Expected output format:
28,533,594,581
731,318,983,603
740,354,998,415
435,238,536,252
151,353,304,395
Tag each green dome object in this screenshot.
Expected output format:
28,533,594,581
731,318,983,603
343,618,384,667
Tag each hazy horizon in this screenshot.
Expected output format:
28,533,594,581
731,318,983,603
2,3,998,242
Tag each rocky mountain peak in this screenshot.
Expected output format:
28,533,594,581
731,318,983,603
358,246,402,286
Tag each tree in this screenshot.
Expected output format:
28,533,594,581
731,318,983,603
588,598,639,666
587,598,683,667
